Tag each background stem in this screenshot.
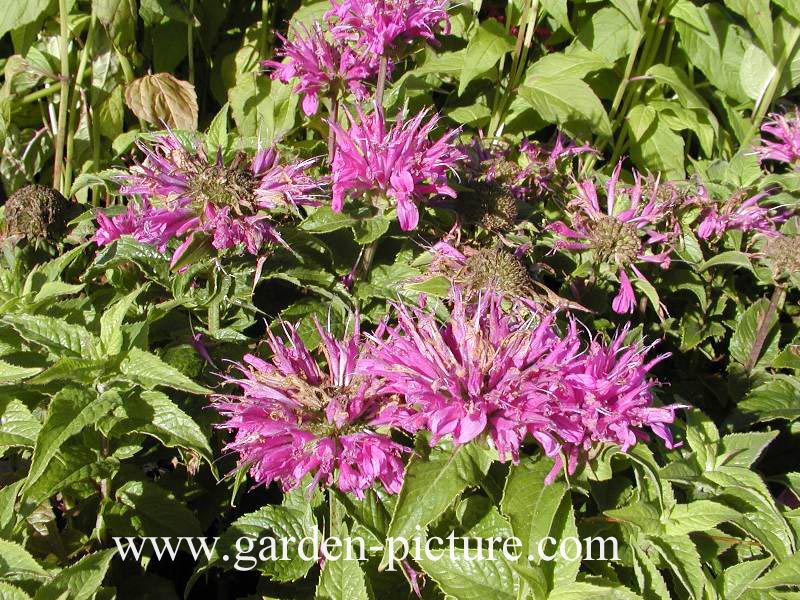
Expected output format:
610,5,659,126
52,0,71,193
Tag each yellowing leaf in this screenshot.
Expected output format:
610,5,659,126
124,73,199,130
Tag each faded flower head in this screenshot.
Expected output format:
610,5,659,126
330,106,464,230
545,326,680,483
695,186,782,240
328,0,451,55
760,232,800,281
263,21,381,116
94,133,320,265
459,180,519,231
755,108,800,170
213,320,411,498
4,184,71,241
549,163,678,314
361,290,580,462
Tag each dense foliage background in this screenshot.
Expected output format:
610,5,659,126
1,0,799,598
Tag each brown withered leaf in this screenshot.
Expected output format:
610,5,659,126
124,73,198,131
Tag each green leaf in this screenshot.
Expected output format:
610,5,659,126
665,500,740,536
24,387,119,491
315,529,369,600
500,455,568,562
718,431,778,468
739,43,776,102
648,535,705,599
719,558,772,600
33,550,115,600
540,0,573,34
0,539,48,584
0,582,33,600
729,298,780,368
203,504,317,581
723,0,773,54
301,207,359,234
575,7,637,63
0,397,40,449
646,64,713,111
736,379,800,423
0,0,53,40
119,347,211,394
112,480,203,538
204,102,230,155
519,77,611,138
459,19,514,94
380,440,492,569
2,314,100,359
525,48,610,80
626,108,685,179
121,390,213,462
351,217,390,245
21,441,118,514
415,546,520,600
0,359,41,385
100,287,142,356
752,552,800,589
605,502,662,535
548,581,643,600
700,250,754,272
610,0,640,30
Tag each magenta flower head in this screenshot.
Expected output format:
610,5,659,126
263,21,380,116
755,108,800,170
695,186,783,240
361,289,580,462
330,106,464,230
327,0,451,56
94,132,321,265
213,320,411,498
548,163,678,314
545,326,681,483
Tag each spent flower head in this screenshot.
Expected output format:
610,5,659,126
330,106,464,230
213,320,412,498
549,163,678,314
94,132,321,265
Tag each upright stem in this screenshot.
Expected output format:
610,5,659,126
53,0,71,193
744,285,785,373
187,0,196,84
375,55,388,109
328,93,339,165
64,6,97,196
259,0,271,58
742,26,800,149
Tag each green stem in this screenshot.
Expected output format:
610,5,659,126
187,0,195,84
743,26,800,149
64,6,97,197
328,93,339,165
259,0,271,58
52,0,71,193
375,55,388,109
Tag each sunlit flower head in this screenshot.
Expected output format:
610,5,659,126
755,108,800,170
263,21,382,116
328,0,451,55
94,133,321,265
330,106,464,230
361,289,580,462
544,326,680,483
213,320,412,498
548,163,678,314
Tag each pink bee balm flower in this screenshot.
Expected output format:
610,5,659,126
545,326,681,483
361,290,580,462
213,321,412,498
327,0,450,55
330,106,464,230
548,162,678,314
755,108,800,170
694,186,782,240
263,22,381,116
95,133,321,264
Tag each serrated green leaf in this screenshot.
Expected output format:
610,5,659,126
718,431,778,468
752,552,800,589
0,582,33,600
0,359,41,385
665,500,740,536
2,314,100,359
0,539,48,583
700,250,754,272
111,480,202,538
24,387,119,491
459,19,514,94
33,550,115,600
648,535,705,599
316,530,369,600
548,581,643,600
119,347,210,394
0,397,40,449
519,77,612,138
729,298,780,368
380,441,492,569
100,287,142,355
719,558,772,600
415,546,520,600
